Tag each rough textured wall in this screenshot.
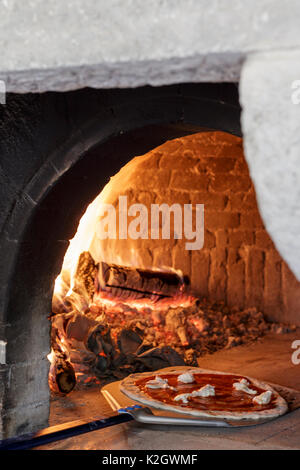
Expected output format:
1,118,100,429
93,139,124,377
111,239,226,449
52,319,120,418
82,131,300,324
1,0,300,92
240,50,300,288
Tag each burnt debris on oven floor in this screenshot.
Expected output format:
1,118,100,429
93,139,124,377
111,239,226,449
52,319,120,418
48,251,297,394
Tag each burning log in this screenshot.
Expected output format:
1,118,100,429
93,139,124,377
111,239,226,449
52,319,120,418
52,252,97,315
99,262,189,301
48,353,76,396
48,322,77,395
73,252,97,300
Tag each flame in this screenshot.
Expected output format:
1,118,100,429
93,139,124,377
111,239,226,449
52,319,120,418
54,275,66,297
52,154,193,315
47,348,55,364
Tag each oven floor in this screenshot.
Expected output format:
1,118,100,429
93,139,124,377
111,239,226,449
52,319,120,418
38,331,300,450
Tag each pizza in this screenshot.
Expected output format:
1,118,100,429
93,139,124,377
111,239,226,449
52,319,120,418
120,367,288,421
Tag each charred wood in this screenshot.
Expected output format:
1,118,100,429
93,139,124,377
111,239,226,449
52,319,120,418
118,329,143,355
134,345,185,370
99,262,188,300
48,354,76,396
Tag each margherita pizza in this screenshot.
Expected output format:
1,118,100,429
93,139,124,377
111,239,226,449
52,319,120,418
120,367,288,421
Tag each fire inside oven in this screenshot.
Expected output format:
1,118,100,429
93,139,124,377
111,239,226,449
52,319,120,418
48,130,296,396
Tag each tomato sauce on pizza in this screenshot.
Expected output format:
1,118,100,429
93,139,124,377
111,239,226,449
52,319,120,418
135,373,276,412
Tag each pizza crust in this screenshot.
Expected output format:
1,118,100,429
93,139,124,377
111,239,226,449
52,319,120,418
120,367,288,421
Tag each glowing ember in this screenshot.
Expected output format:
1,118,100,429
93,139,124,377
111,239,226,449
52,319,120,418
92,290,195,311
